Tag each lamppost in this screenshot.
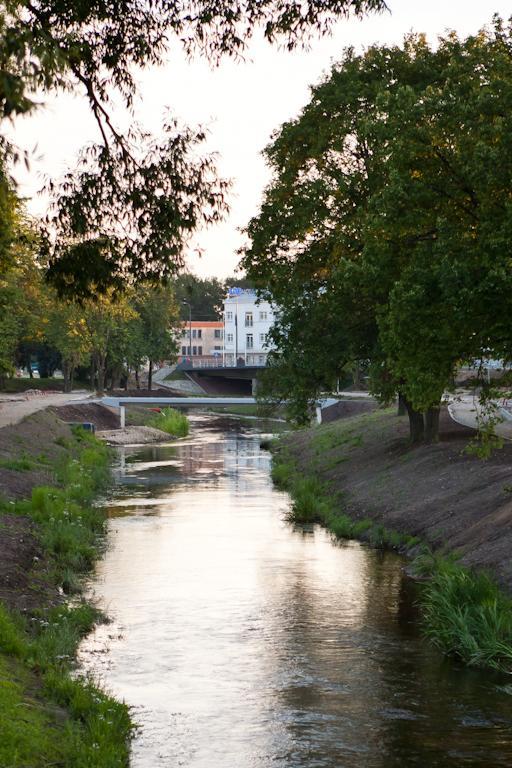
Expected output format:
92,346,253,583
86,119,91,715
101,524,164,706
182,300,192,366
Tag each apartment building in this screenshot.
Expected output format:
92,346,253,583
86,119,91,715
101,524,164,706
178,321,224,363
222,288,274,366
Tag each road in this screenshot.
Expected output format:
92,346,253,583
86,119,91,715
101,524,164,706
0,391,91,429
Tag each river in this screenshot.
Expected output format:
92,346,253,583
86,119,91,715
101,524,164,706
79,414,512,767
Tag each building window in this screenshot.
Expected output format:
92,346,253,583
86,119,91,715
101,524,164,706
214,329,221,338
181,346,187,355
192,346,197,355
259,311,267,321
246,334,253,349
245,312,253,327
192,329,197,339
214,345,221,351
259,333,266,343
227,333,233,343
197,329,202,339
226,311,233,321
198,346,202,355
258,355,265,365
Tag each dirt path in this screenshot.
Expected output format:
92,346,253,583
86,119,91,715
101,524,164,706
0,391,91,429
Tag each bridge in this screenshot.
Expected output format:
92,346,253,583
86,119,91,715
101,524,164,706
178,362,264,395
100,395,340,427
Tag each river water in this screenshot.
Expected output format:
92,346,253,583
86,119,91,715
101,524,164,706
79,414,512,767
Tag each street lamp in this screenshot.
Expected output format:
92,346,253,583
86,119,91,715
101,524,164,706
181,300,192,365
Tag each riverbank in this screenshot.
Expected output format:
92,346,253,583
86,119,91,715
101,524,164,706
271,406,512,670
0,412,132,766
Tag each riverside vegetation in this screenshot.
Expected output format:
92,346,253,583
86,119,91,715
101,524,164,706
268,410,512,673
0,427,132,767
148,407,190,437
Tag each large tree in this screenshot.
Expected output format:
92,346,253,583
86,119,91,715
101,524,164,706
242,19,512,441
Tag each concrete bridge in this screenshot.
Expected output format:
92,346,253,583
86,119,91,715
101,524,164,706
100,395,340,427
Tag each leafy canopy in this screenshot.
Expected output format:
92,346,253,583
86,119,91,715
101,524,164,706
0,0,387,295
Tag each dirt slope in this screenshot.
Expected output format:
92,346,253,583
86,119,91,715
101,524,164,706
282,408,512,590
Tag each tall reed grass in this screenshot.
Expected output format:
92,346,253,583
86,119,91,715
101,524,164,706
149,407,189,437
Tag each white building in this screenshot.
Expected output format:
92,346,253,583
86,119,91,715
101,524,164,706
222,288,274,366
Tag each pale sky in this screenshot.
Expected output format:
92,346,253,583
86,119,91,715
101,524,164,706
11,1,512,279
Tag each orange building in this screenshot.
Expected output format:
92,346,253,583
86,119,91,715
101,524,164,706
178,321,224,364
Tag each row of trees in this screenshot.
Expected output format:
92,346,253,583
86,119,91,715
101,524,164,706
242,18,512,442
0,204,180,392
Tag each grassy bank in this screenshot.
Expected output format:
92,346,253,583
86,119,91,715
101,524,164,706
269,411,512,673
0,425,133,766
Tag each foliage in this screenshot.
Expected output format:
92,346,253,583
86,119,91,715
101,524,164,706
242,19,512,443
148,407,189,437
174,273,227,321
0,0,386,294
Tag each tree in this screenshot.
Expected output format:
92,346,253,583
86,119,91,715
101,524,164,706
134,285,180,390
82,292,136,393
0,0,387,296
174,274,226,321
242,20,512,442
46,300,91,392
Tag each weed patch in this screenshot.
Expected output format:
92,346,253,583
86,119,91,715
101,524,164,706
148,407,189,437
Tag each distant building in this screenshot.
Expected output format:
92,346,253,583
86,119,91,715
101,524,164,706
222,288,274,366
178,320,224,364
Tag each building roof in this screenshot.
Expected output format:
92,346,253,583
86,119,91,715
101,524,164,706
181,320,223,327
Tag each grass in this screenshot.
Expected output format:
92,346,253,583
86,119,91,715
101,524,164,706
148,407,189,437
0,426,133,765
269,440,512,672
0,454,36,471
414,552,512,671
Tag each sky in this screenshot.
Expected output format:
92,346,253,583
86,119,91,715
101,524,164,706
11,1,512,279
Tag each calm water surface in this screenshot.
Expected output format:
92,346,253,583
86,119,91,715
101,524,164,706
79,415,512,767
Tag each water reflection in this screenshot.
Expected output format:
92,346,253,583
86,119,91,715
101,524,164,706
80,414,512,767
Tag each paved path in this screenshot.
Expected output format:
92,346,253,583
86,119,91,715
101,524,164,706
0,391,92,429
447,393,512,440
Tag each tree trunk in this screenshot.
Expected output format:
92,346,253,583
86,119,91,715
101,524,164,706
111,365,122,391
148,360,153,391
62,360,72,394
96,354,106,394
89,362,95,390
425,406,440,444
135,368,140,389
397,392,407,416
352,363,361,390
404,396,425,444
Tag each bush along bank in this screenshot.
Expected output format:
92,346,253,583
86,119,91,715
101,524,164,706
269,442,512,674
0,426,133,768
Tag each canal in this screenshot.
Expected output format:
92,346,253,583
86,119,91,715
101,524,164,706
79,414,512,767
